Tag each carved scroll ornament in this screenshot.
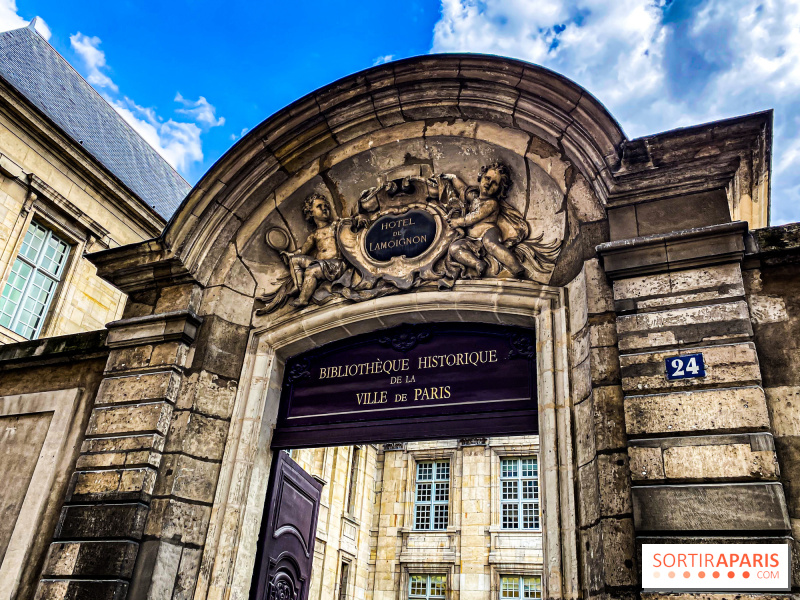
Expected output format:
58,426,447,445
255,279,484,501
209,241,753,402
256,161,564,315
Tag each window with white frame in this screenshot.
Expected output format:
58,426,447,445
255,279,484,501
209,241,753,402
500,457,539,530
414,460,449,530
409,574,446,599
500,575,542,599
0,220,70,339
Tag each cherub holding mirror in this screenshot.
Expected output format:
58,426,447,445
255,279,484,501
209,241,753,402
258,193,347,312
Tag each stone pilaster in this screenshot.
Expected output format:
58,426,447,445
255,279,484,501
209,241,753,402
598,222,790,583
35,286,202,600
568,257,637,600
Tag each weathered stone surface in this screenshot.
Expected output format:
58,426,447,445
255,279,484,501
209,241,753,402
590,346,620,386
629,446,664,481
600,517,637,586
574,396,596,467
584,258,614,315
592,385,627,452
580,522,604,594
154,284,203,314
153,453,221,504
105,345,154,372
86,402,172,437
70,467,157,502
620,343,762,393
765,386,800,437
164,410,229,460
599,222,746,280
597,453,633,517
568,173,605,223
613,263,744,313
572,357,592,404
42,541,138,578
773,437,800,516
568,270,589,336
144,498,212,546
662,443,779,481
625,387,770,436
589,317,618,349
577,460,600,527
616,301,753,351
95,371,180,405
176,370,238,419
56,503,149,540
192,315,250,380
632,482,789,532
200,285,254,327
35,579,128,600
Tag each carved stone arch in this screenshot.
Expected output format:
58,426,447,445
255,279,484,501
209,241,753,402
193,283,577,600
84,54,628,600
156,55,624,288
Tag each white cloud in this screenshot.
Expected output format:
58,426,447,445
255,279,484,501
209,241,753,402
175,92,225,128
230,127,249,141
70,32,118,92
107,96,203,172
66,34,226,177
432,0,800,224
0,1,50,39
373,54,395,65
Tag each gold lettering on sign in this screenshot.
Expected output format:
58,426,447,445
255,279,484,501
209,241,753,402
356,391,388,405
413,386,452,401
417,350,497,369
368,235,428,253
320,358,410,380
319,350,498,381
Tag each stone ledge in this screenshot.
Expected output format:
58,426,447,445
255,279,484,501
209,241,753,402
0,329,108,366
105,310,202,349
598,222,748,279
632,482,790,534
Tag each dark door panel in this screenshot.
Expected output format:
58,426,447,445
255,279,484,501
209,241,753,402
250,451,323,600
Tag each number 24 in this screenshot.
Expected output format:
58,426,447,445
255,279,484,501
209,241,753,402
671,357,700,376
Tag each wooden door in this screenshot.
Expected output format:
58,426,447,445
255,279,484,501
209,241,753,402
250,451,323,600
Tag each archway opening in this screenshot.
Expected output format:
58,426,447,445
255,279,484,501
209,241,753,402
250,321,542,600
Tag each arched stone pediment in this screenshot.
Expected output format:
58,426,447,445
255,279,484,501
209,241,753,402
109,54,622,315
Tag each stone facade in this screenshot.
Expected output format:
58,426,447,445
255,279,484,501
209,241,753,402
0,53,796,600
288,438,542,600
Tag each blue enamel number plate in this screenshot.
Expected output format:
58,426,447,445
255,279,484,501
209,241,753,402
665,353,706,380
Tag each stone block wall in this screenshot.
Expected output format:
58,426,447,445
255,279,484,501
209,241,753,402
0,331,108,600
745,223,800,588
290,445,378,600
33,284,214,600
599,223,792,590
567,258,637,600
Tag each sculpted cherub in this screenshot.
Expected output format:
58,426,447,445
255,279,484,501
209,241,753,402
258,193,347,312
440,161,529,279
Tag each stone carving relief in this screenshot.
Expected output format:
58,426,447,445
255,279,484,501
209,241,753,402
255,157,566,315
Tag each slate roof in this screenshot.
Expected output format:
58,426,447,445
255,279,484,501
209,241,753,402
0,25,190,219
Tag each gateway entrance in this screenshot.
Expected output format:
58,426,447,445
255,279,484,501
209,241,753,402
251,323,540,600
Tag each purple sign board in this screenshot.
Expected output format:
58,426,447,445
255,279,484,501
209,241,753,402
271,323,538,448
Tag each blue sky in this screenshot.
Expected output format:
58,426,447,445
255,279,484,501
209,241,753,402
2,0,799,224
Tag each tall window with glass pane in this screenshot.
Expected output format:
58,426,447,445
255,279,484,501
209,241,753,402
500,575,542,599
0,221,70,339
409,574,446,599
501,457,539,530
414,460,449,530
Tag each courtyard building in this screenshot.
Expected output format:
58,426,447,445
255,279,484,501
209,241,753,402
0,23,188,344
